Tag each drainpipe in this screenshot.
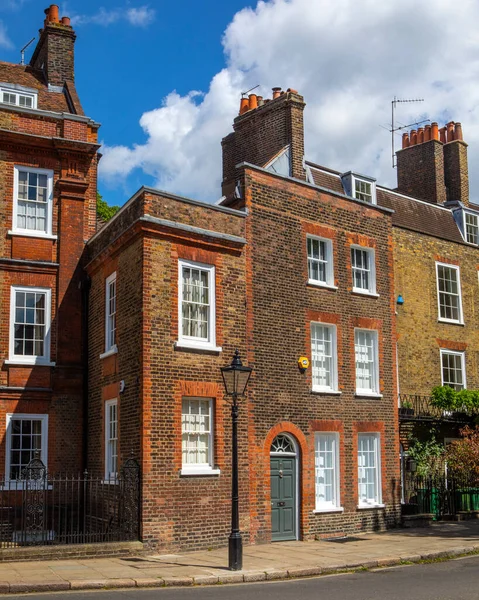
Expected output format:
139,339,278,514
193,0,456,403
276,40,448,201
81,275,91,471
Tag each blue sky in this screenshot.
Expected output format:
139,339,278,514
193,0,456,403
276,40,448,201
1,0,479,207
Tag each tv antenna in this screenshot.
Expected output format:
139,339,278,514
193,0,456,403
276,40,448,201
20,37,35,66
390,97,429,168
241,84,259,97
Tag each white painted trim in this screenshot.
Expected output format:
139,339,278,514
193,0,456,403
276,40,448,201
357,432,382,507
4,360,55,367
9,286,52,363
270,433,300,541
104,398,118,481
352,290,380,299
351,245,377,295
12,166,53,237
177,259,217,351
313,507,344,514
105,272,117,353
357,504,386,510
7,230,58,240
354,328,380,395
99,345,118,360
307,282,338,291
435,262,464,325
306,235,335,287
5,413,48,481
1,86,38,109
180,468,221,476
310,322,339,393
439,348,467,390
355,392,383,399
181,397,215,471
314,432,341,512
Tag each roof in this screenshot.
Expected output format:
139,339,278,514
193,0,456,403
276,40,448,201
306,161,465,245
0,62,83,115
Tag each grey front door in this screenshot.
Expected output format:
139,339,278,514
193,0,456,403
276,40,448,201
270,455,296,541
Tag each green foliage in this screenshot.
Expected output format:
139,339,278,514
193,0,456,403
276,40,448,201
96,192,120,222
400,399,413,409
445,426,479,481
407,434,445,477
430,386,479,413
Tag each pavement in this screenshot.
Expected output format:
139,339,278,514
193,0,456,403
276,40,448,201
1,521,479,594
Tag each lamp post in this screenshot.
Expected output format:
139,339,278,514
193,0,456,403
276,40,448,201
220,349,253,571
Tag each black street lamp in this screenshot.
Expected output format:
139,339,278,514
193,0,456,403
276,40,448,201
220,349,253,571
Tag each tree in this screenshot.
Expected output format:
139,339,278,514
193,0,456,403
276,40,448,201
445,425,479,482
96,192,120,222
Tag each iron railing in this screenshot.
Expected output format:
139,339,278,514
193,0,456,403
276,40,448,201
398,394,474,422
0,455,140,548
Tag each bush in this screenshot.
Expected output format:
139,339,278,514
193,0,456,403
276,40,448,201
430,386,479,413
445,426,479,482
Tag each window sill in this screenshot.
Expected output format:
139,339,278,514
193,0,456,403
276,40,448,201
355,392,383,399
100,346,118,360
311,389,342,396
174,341,222,353
307,281,338,291
313,507,344,514
101,479,119,485
437,319,465,326
352,289,379,298
8,230,57,241
4,359,55,367
180,468,221,477
357,503,385,510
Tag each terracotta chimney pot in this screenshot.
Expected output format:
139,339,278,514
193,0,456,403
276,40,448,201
431,122,439,140
257,96,264,106
439,127,447,143
446,121,455,143
272,87,281,99
47,4,60,23
424,124,431,142
248,94,258,110
454,122,463,141
286,88,298,94
61,16,71,26
417,127,424,144
402,132,410,149
410,129,417,145
239,97,249,115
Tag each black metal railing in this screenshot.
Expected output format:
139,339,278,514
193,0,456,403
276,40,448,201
0,455,140,548
398,394,474,422
403,471,479,519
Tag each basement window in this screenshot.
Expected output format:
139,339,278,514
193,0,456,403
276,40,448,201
0,86,37,109
340,172,377,205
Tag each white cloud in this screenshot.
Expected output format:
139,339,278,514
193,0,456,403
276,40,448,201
70,5,155,27
100,0,479,202
0,21,13,49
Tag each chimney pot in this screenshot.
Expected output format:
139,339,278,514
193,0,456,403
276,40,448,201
439,127,447,144
454,122,463,141
424,124,431,142
272,87,281,99
248,94,258,110
239,97,249,115
61,16,71,26
431,122,439,140
286,88,298,94
410,130,417,145
47,4,60,23
402,132,410,149
446,121,455,143
417,127,424,144
257,95,264,107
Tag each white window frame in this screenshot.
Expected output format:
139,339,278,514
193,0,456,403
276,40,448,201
0,86,38,110
464,211,479,245
11,166,54,238
440,349,466,391
351,245,377,296
103,272,117,356
104,399,118,481
357,433,383,508
435,262,463,324
340,172,377,205
5,413,48,483
8,286,52,365
181,397,220,476
307,236,336,289
176,259,221,351
314,432,342,512
354,328,381,397
311,323,339,393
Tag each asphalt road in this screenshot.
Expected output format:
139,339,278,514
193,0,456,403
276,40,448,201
5,555,479,599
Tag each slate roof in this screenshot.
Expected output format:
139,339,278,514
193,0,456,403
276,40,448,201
306,161,466,245
0,62,83,115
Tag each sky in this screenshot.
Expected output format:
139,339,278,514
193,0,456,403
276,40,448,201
1,0,479,206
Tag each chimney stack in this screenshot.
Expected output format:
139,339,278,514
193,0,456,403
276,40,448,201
396,120,469,206
30,4,76,86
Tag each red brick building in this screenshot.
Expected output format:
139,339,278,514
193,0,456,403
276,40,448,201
0,5,99,479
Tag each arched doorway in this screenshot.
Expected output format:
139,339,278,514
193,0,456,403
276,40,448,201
270,433,299,541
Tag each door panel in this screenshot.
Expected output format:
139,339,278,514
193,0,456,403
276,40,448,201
270,455,297,541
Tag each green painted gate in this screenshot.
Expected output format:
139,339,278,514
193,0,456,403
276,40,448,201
270,455,297,541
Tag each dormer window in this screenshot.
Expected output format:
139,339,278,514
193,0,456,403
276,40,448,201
0,86,37,110
465,212,479,245
340,172,377,205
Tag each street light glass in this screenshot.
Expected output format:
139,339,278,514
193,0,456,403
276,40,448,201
220,350,253,396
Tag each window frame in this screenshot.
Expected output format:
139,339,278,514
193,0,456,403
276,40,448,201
340,172,377,205
354,328,380,397
314,432,342,512
177,259,220,351
104,399,118,481
357,432,382,508
104,272,117,355
351,245,377,296
306,235,335,288
464,211,479,245
12,166,54,238
310,322,339,393
435,262,463,324
180,397,219,476
5,413,48,483
0,86,38,110
440,349,466,391
9,286,52,365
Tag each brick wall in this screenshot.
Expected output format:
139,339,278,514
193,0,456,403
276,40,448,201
30,22,76,86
